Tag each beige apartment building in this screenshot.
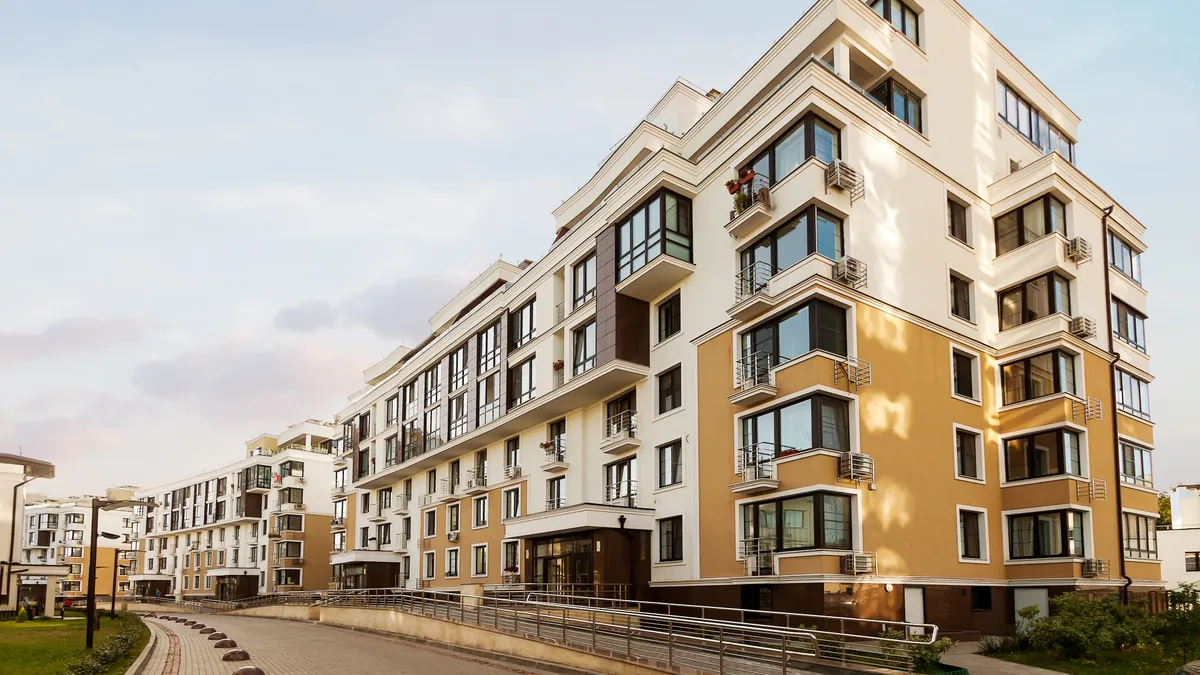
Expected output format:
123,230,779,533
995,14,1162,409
129,421,338,600
328,0,1158,633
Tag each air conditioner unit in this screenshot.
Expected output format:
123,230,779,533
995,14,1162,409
447,531,459,543
294,504,306,511
833,257,868,290
1069,315,1097,338
1081,558,1110,578
297,477,307,485
1064,237,1092,263
841,552,876,575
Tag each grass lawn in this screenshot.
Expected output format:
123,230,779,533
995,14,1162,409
0,614,149,675
997,648,1191,675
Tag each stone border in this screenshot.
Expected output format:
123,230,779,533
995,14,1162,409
122,617,158,675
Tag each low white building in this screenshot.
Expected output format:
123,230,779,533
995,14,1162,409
1157,485,1200,590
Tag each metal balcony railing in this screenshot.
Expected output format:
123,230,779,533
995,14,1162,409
602,410,637,444
466,468,488,490
735,443,782,482
545,497,566,511
603,481,637,507
542,438,566,464
735,351,779,390
734,261,776,303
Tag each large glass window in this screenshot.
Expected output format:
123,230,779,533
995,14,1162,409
475,371,501,426
573,321,596,375
1009,510,1085,559
868,79,922,132
616,189,692,281
870,0,919,44
402,381,418,420
739,113,841,192
509,298,536,349
741,206,844,276
741,492,852,551
1116,369,1151,419
996,80,1075,163
1108,232,1142,284
994,194,1067,256
1120,442,1153,488
1004,429,1081,481
998,272,1071,330
740,393,850,458
422,365,441,407
1123,512,1158,560
385,395,399,427
477,321,501,373
573,254,596,307
740,299,847,371
1111,299,1147,352
1001,349,1077,405
423,408,442,450
508,358,536,407
448,393,468,440
448,343,469,392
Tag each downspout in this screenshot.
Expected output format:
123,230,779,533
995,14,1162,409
3,470,51,603
1098,205,1134,602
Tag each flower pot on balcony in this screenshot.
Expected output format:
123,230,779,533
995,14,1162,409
739,169,756,185
552,360,564,371
725,179,741,195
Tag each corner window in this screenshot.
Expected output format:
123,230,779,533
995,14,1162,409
868,78,922,132
1108,232,1142,284
657,293,681,342
1008,509,1086,559
1004,428,1081,481
955,429,983,481
573,253,596,308
1115,369,1151,420
740,299,847,376
742,492,852,551
658,516,683,562
950,272,974,322
998,272,1071,331
1001,349,1077,405
1120,442,1152,488
616,189,692,281
994,194,1067,256
1123,512,1158,560
448,343,469,392
658,365,682,414
948,198,968,243
740,205,844,275
740,393,850,459
996,80,1075,163
1111,299,1147,352
509,298,536,350
572,321,596,375
870,0,919,45
952,349,979,401
739,113,841,193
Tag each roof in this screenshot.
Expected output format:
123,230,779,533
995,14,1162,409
0,453,55,479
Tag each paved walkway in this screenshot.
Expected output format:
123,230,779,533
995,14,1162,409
942,643,1064,674
141,612,572,675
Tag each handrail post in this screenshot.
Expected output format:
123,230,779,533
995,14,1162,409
667,618,673,668
536,606,541,639
719,625,726,674
591,609,597,652
781,634,788,675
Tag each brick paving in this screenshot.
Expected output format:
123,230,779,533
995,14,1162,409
142,613,571,675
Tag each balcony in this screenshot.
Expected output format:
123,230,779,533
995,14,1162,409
731,443,780,495
739,537,776,576
439,479,461,503
725,174,773,239
331,481,349,498
368,508,389,524
280,529,305,541
546,497,565,511
463,469,488,495
277,557,304,568
604,481,637,508
417,493,437,508
330,548,402,566
277,502,306,513
600,411,639,454
392,495,410,515
540,441,568,472
332,453,348,468
276,474,306,489
729,352,779,406
330,518,346,531
728,262,776,322
614,254,695,302
501,465,523,481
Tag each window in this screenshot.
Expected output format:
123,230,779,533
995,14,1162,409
402,381,418,419
1120,442,1153,488
280,488,304,505
1001,349,1077,405
547,477,565,509
424,510,436,538
275,569,300,586
616,189,693,281
996,80,1075,163
1004,429,1081,481
446,548,460,577
971,587,993,612
948,198,968,243
278,541,302,559
449,343,469,392
423,408,441,449
473,544,488,576
504,438,519,469
741,492,853,551
658,366,682,414
477,321,501,373
659,516,683,562
1009,510,1086,559
658,440,683,488
1115,369,1151,419
358,411,372,441
658,293,681,342
278,514,302,531
503,541,519,574
509,298,536,349
473,496,488,528
739,113,841,197
1108,232,1142,284
604,457,637,506
448,393,468,439
333,499,346,521
741,207,844,279
477,372,501,426
447,503,460,532
423,365,441,407
385,395,399,426
503,487,520,520
868,78,922,132
361,492,371,514
950,272,973,322
994,194,1067,256
956,429,983,481
379,488,392,511
573,321,596,375
508,358,536,407
1185,552,1200,573
333,531,345,552
998,272,1071,330
1123,512,1158,560
869,0,919,44
423,551,435,579
573,253,596,307
952,349,978,401
1111,299,1147,352
740,393,850,458
959,509,986,561
378,523,391,546
740,299,847,378
383,436,397,467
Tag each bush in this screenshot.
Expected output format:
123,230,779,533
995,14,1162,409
1026,592,1156,660
59,613,147,675
879,628,957,673
16,607,28,622
1155,583,1200,662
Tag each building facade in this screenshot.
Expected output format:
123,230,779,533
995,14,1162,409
1158,486,1199,591
328,0,1159,633
129,421,338,600
0,453,65,613
18,487,138,602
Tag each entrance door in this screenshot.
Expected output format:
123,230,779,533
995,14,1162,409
1013,588,1049,631
904,587,926,635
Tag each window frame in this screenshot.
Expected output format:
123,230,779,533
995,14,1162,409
869,0,920,45
1108,231,1142,285
740,205,845,275
502,486,521,520
473,495,488,529
448,343,469,392
993,194,1068,256
954,426,984,483
741,491,854,552
949,271,974,323
1123,512,1158,560
657,292,681,343
477,321,501,373
740,298,848,365
508,357,536,407
1000,349,1078,406
658,515,683,562
957,506,989,563
657,365,682,414
740,393,852,458
1111,298,1147,352
996,79,1075,163
868,78,922,133
997,272,1072,331
738,112,842,191
1003,427,1083,482
445,547,460,578
1119,441,1153,488
947,197,969,244
657,440,683,489
616,188,693,282
422,365,441,408
509,297,536,350
1115,369,1151,420
572,321,597,375
951,347,980,402
573,253,596,308
472,543,488,577
1007,509,1087,560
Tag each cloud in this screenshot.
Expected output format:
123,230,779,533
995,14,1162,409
274,300,338,332
131,338,365,424
0,317,141,363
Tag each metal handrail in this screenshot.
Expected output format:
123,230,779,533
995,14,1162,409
734,261,776,303
735,351,780,389
603,480,637,507
735,442,785,481
603,410,637,443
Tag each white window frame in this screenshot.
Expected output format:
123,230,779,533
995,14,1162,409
956,505,990,564
952,423,986,484
445,547,460,579
502,487,521,520
471,543,488,578
472,496,488,529
501,538,521,577
423,551,435,579
423,509,436,538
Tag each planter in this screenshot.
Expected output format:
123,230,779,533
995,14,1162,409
740,169,756,185
725,179,741,194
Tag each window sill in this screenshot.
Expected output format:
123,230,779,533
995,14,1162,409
1113,334,1149,356
1005,557,1087,566
1123,556,1161,563
654,483,686,495
997,391,1082,414
1116,408,1153,425
958,557,991,565
1108,266,1146,292
653,332,682,352
946,233,974,253
653,407,685,424
993,232,1069,263
948,313,977,332
951,393,983,408
1000,474,1088,489
1118,482,1158,495
955,475,986,486
654,560,686,568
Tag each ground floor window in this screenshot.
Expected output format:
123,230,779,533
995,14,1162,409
531,534,592,585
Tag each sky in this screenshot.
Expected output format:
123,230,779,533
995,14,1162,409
1,0,1197,496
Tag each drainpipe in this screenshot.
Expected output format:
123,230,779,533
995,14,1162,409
3,468,52,604
1098,205,1134,602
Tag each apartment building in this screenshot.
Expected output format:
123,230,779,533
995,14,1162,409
129,421,338,600
1158,486,1198,590
330,0,1159,633
1,453,64,613
18,488,138,602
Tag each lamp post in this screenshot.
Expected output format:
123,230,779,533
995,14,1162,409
86,498,153,649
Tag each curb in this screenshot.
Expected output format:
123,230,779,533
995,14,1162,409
123,618,158,675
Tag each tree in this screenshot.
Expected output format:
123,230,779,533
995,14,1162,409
1159,493,1173,528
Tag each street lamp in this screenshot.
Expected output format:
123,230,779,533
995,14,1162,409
86,498,153,649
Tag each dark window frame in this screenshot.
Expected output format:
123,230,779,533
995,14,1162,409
742,491,854,552
477,321,501,374
1003,428,1081,482
616,188,693,282
658,440,683,488
996,79,1075,163
1000,349,1077,405
869,0,920,45
422,365,441,408
572,321,597,375
959,509,983,559
740,393,851,457
508,357,536,408
1123,512,1158,560
659,515,683,562
956,429,981,480
868,78,922,132
1115,369,1151,419
1108,231,1142,285
997,272,1072,331
1119,441,1153,488
738,112,842,191
657,293,681,343
740,298,848,364
573,253,596,308
448,343,469,392
740,205,845,274
509,297,536,350
950,272,973,322
948,198,968,243
994,194,1067,256
952,349,978,400
1008,509,1086,560
1111,298,1147,352
658,365,682,414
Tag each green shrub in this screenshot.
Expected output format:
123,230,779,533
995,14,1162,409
16,607,27,622
59,612,147,675
1026,592,1156,660
1155,583,1200,662
879,628,957,673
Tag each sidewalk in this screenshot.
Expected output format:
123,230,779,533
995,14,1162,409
942,642,1064,675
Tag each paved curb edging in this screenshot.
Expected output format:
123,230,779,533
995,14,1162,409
123,618,159,675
